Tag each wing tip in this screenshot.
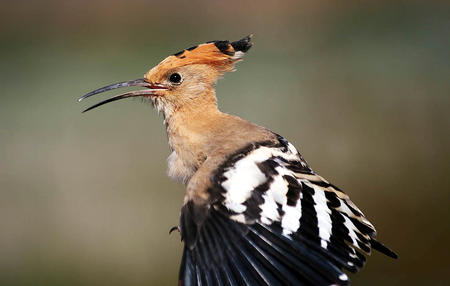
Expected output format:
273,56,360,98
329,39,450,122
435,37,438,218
371,239,398,259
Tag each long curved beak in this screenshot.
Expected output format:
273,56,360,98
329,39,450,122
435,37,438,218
78,78,167,113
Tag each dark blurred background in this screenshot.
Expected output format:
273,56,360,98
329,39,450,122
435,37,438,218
0,0,449,285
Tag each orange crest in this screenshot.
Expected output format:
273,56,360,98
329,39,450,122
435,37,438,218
145,35,253,78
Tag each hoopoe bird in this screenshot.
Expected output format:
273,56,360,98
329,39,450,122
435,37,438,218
79,35,397,285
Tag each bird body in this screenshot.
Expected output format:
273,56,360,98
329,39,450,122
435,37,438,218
80,35,397,285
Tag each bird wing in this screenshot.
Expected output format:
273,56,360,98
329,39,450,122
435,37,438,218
179,134,397,286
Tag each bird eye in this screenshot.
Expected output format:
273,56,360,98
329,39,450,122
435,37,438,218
169,73,182,84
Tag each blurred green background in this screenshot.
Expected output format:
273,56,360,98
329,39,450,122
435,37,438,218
0,0,449,285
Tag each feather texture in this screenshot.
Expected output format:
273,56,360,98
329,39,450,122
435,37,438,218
179,134,397,285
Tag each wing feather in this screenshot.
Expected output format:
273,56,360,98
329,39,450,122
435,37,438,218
178,135,396,285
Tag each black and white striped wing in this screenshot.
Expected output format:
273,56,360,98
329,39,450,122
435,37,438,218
179,136,397,286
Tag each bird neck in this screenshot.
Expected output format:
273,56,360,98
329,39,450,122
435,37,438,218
165,101,221,152
163,95,223,182
162,90,277,184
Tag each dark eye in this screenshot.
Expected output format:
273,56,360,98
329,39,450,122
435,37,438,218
169,73,182,84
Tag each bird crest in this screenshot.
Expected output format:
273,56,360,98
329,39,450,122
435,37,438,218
144,35,253,79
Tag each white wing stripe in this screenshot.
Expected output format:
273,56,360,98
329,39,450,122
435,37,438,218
269,174,290,204
282,201,302,236
222,147,272,212
312,187,332,248
343,214,360,247
260,192,282,223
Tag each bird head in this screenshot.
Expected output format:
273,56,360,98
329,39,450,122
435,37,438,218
79,35,253,116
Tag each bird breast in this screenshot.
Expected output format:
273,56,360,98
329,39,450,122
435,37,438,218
167,151,198,184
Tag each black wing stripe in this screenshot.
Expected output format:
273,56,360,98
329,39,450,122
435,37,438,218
243,181,271,222
328,208,372,253
298,184,320,243
343,199,364,217
349,216,376,237
278,183,365,270
283,175,302,206
328,208,367,266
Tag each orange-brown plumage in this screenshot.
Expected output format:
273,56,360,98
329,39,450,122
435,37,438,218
148,42,233,73
144,36,251,83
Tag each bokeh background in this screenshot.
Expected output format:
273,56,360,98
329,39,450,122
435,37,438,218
1,0,449,285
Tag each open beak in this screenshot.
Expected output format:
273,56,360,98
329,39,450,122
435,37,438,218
78,78,167,113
